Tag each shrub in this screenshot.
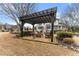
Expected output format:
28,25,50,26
36,32,42,37
56,31,74,41
23,31,33,36
1,30,5,32
63,38,74,44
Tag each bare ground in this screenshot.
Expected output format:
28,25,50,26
0,32,79,56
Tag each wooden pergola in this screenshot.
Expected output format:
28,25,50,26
19,7,57,42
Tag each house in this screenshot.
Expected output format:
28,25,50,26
34,24,44,32
34,19,68,33
0,23,18,32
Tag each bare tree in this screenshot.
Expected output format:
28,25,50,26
0,3,37,31
61,3,79,31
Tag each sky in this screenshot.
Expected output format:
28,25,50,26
0,0,78,3
37,3,68,17
0,3,69,26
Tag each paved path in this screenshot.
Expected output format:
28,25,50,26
0,32,79,56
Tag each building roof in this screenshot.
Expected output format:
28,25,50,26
19,7,57,24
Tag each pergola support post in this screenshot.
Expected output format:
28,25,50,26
51,22,54,42
50,13,56,42
20,21,24,37
33,24,35,39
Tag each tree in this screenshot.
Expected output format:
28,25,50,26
0,3,37,31
61,3,79,31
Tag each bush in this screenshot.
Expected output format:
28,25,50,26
36,32,42,37
1,30,5,32
23,31,34,36
63,38,74,44
56,31,74,41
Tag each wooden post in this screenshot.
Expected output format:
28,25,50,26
20,21,24,37
51,22,54,42
50,13,56,42
33,24,35,39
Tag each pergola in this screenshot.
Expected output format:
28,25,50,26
19,7,57,42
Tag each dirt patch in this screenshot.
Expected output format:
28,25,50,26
0,32,79,56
